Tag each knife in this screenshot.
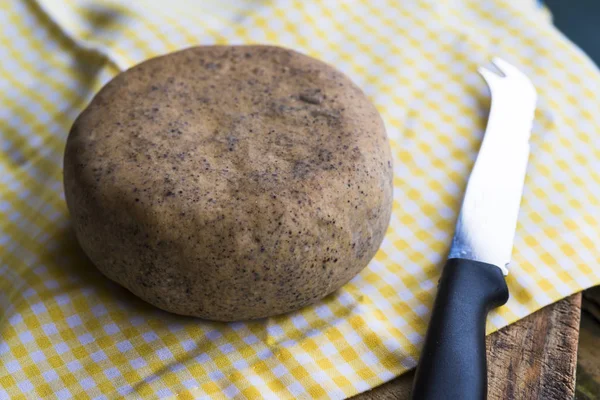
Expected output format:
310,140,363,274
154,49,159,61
411,59,537,400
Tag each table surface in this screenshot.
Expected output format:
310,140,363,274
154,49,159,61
353,294,582,400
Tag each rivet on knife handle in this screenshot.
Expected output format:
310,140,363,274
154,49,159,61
411,59,537,400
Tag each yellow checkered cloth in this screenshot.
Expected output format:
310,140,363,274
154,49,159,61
1,0,599,398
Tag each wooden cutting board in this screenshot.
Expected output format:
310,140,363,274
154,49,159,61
353,294,581,400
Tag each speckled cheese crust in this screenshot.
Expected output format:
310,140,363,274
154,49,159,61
64,45,393,321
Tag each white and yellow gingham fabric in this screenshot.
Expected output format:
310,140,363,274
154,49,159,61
1,0,599,398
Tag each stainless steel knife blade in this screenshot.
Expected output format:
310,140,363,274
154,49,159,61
448,58,537,274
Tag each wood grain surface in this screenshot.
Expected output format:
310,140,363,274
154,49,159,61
353,293,582,400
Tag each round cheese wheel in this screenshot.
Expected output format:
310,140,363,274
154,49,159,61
64,45,393,321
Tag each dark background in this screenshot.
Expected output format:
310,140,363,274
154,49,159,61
545,0,600,66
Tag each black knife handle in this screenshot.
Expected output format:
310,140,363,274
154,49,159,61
411,258,509,400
